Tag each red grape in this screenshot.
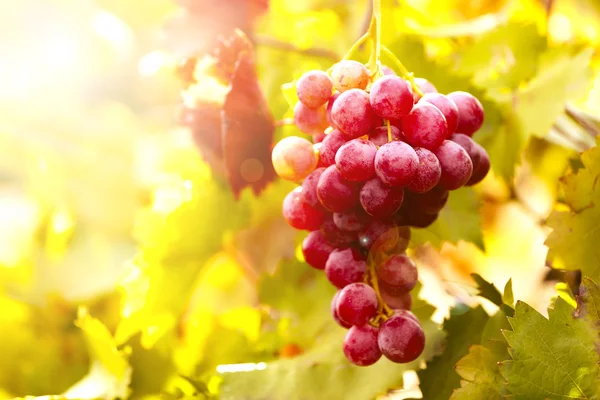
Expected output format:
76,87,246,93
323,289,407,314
343,325,382,366
402,102,448,151
331,89,379,139
331,60,369,92
368,125,403,147
296,70,333,109
466,142,490,186
326,92,341,127
378,314,425,363
294,102,329,135
359,220,399,253
320,217,357,247
450,133,481,168
402,210,439,228
374,141,419,187
272,136,318,181
419,93,459,136
406,147,441,193
317,165,359,212
333,208,369,232
369,76,414,120
404,186,449,214
336,282,378,326
360,178,404,218
377,254,418,292
332,291,351,328
301,167,326,209
447,91,484,136
413,78,437,102
319,129,347,167
434,140,473,190
325,248,367,288
335,139,378,182
282,187,325,230
380,286,413,310
302,230,335,270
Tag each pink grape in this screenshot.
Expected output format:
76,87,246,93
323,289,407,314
326,92,341,127
434,140,473,190
332,291,351,328
272,136,318,181
331,60,369,92
296,70,333,109
402,102,448,151
282,187,325,230
374,141,419,187
302,230,335,270
467,142,490,186
335,282,378,326
378,314,425,363
412,77,438,102
360,177,404,218
359,220,399,252
294,102,329,135
369,76,414,120
333,208,369,232
331,89,379,139
317,165,359,212
377,254,418,292
343,325,382,366
320,218,357,247
450,133,481,168
325,248,367,288
335,139,378,182
447,91,484,136
368,125,403,147
301,167,326,209
419,93,459,136
319,129,347,167
406,147,441,193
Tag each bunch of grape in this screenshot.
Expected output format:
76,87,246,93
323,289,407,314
271,59,489,367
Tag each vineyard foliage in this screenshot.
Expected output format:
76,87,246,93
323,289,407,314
0,0,600,399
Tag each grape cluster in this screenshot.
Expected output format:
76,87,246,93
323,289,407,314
272,59,489,367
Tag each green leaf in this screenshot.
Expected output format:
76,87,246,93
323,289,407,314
471,274,503,307
576,277,600,346
450,343,509,400
503,279,514,307
546,139,600,278
500,299,600,399
412,187,484,249
414,306,490,400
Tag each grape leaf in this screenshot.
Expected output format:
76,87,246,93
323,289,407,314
575,277,600,354
450,343,509,400
545,139,600,278
412,187,484,249
500,299,600,399
471,274,515,316
412,305,490,400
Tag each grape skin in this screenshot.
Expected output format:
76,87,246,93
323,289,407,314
302,230,335,270
377,254,418,292
369,76,414,120
412,77,437,102
378,314,425,363
335,282,378,326
434,140,473,190
296,70,333,109
301,167,326,209
331,89,380,139
294,102,329,135
466,142,490,186
379,286,412,310
320,217,357,247
343,325,382,366
317,165,359,212
404,186,449,214
419,93,459,136
402,102,448,151
272,136,318,181
319,129,347,167
331,60,370,92
282,187,325,230
368,125,403,147
335,139,378,182
374,141,419,187
333,208,369,232
359,219,399,253
326,92,341,127
360,178,404,218
447,91,484,136
332,291,351,328
406,147,441,193
325,248,366,288
450,133,481,169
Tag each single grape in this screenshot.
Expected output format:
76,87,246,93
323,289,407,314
450,133,481,169
447,91,484,136
333,208,369,232
419,93,459,136
331,89,380,139
412,78,438,102
378,314,425,363
343,325,382,366
326,92,341,127
406,147,441,193
402,102,448,151
294,102,329,135
320,217,357,247
302,230,335,270
377,254,418,292
434,140,473,190
282,187,325,230
404,186,449,214
359,219,399,253
360,178,404,218
336,282,378,326
369,76,414,120
374,141,419,187
331,60,370,92
317,165,359,212
466,142,490,186
332,291,352,328
319,129,347,167
380,286,413,310
296,70,333,109
272,136,318,181
335,139,378,182
301,167,326,209
368,125,403,147
326,248,367,288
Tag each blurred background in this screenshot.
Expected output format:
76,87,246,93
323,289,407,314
0,0,599,399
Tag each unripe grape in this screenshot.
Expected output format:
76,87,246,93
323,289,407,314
331,60,369,92
296,70,333,109
272,136,318,181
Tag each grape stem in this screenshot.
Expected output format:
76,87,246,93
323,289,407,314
365,260,393,327
381,45,424,97
385,119,392,142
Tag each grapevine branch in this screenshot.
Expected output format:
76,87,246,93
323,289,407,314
254,35,340,62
